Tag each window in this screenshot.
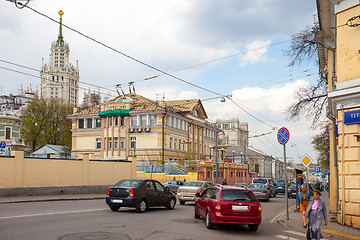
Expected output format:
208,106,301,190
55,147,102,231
179,140,181,151
108,117,112,127
86,118,92,128
114,137,118,149
154,182,165,192
79,119,84,129
193,110,199,117
140,115,147,126
130,137,136,149
167,116,172,127
108,138,112,149
5,127,11,139
173,118,177,128
95,119,101,128
130,116,137,126
120,117,125,126
114,117,119,126
145,181,155,191
150,115,157,126
174,139,177,150
96,138,101,149
179,120,183,130
169,138,173,149
120,137,125,149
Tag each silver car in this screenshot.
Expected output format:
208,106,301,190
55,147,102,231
162,180,185,193
248,183,270,202
177,181,214,205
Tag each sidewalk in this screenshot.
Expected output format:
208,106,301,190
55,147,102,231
278,191,360,240
0,194,104,204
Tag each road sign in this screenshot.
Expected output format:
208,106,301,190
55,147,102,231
277,127,290,145
212,163,216,172
0,142,6,149
314,166,321,173
301,154,312,167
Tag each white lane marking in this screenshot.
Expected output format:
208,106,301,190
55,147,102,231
275,235,298,240
284,230,306,237
0,208,107,220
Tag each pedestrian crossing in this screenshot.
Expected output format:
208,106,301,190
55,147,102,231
275,230,329,240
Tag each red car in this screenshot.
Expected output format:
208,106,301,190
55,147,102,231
194,185,262,231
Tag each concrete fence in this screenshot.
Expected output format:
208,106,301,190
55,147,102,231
0,151,137,189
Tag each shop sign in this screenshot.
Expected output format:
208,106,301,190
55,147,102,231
344,110,360,125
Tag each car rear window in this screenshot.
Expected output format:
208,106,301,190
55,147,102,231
220,189,258,202
115,179,143,188
183,181,203,187
249,183,266,189
253,179,267,184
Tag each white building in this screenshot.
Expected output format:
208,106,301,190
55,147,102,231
40,10,79,106
216,118,248,148
0,85,37,116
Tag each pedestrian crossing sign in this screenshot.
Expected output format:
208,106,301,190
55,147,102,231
301,154,312,167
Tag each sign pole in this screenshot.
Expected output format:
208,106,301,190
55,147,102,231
284,144,289,220
215,125,218,184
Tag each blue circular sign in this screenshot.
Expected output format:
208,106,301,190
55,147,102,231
277,127,290,145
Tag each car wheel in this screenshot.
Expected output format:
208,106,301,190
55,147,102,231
273,192,276,198
136,199,147,213
180,201,185,205
109,205,120,212
248,224,259,231
166,198,176,210
206,211,215,229
265,197,269,202
194,205,200,219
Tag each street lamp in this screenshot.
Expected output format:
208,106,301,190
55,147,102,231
232,150,235,163
240,151,243,163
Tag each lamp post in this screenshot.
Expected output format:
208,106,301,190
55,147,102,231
232,150,235,163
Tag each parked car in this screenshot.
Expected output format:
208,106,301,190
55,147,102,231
162,180,185,193
252,178,276,198
287,183,298,198
106,179,176,213
177,181,214,205
275,180,286,194
233,182,248,188
248,183,270,202
194,185,262,231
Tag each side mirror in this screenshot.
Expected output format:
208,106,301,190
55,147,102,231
165,186,170,192
195,192,201,197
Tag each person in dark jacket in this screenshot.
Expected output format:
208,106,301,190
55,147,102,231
222,179,228,185
305,189,328,239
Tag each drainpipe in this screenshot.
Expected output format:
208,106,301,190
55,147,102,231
314,36,339,214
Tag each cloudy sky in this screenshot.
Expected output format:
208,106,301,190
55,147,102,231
0,0,320,164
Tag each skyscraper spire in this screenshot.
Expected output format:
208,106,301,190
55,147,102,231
57,10,64,45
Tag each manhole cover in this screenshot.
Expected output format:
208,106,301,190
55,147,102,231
102,224,125,228
58,232,130,240
172,219,200,224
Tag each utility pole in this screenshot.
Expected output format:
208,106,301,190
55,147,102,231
215,125,218,184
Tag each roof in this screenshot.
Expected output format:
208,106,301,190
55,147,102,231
72,93,207,119
32,144,68,155
225,146,272,159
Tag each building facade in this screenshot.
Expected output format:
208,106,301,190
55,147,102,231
69,94,216,162
316,0,360,228
0,113,24,155
216,118,248,148
0,85,37,116
40,10,79,106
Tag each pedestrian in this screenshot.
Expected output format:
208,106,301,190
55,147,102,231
173,177,176,180
183,179,186,182
222,179,228,185
297,184,311,228
305,189,328,239
315,180,320,190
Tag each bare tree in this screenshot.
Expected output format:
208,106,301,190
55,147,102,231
284,26,328,127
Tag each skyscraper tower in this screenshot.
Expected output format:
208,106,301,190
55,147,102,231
40,10,79,106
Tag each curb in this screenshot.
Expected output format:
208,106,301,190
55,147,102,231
0,196,105,204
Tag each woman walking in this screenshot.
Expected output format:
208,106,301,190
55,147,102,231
296,185,311,228
306,189,328,239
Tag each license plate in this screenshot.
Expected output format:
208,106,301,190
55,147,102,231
112,199,123,203
232,205,248,211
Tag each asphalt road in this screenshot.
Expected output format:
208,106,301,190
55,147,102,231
0,194,299,240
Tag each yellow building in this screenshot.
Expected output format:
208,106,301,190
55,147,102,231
316,0,360,228
69,93,216,162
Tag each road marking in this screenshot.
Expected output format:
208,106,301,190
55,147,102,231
270,204,296,223
275,235,298,240
322,229,360,240
0,208,107,220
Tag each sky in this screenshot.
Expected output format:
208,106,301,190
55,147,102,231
0,0,321,164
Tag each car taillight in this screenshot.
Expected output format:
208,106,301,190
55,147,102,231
177,188,181,194
107,188,109,196
215,201,221,212
196,188,202,194
259,204,262,211
262,191,267,194
129,188,134,197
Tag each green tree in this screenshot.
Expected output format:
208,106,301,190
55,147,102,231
21,98,73,152
312,126,330,171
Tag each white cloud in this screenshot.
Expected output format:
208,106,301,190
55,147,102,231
239,40,274,67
